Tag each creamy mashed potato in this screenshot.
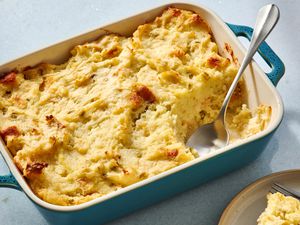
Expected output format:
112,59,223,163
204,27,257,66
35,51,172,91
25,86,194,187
258,192,300,225
0,8,271,205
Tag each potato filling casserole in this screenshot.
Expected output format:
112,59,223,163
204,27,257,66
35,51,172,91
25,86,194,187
258,192,300,225
0,8,271,205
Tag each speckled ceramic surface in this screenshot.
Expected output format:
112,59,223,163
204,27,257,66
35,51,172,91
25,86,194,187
0,174,19,189
219,170,300,225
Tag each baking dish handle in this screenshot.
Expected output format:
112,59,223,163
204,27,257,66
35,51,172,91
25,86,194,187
0,173,20,190
0,155,20,190
227,23,285,86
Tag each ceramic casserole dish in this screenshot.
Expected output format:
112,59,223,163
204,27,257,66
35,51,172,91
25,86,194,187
0,2,284,225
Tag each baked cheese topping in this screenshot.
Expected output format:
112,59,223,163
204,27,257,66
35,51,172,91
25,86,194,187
0,8,271,205
258,192,300,225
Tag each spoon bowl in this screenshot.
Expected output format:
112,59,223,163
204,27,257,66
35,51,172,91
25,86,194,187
187,116,228,154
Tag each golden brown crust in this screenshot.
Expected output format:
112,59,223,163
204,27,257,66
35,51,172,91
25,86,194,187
135,85,156,103
45,115,65,129
0,126,20,143
130,85,156,108
170,8,181,17
207,56,221,68
25,162,48,177
0,72,17,85
129,92,143,108
225,43,239,65
166,149,178,159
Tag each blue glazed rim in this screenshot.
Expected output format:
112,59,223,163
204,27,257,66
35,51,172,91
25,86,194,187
0,23,286,195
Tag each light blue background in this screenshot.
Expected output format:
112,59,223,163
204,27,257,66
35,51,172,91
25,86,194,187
0,0,299,224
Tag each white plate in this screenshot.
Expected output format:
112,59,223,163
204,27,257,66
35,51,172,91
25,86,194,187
218,169,300,225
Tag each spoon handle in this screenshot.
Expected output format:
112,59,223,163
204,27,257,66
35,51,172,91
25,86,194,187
219,4,280,118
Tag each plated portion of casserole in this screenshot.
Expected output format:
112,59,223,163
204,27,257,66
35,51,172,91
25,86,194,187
258,192,300,225
0,8,271,205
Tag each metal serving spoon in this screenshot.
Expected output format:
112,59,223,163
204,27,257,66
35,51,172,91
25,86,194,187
187,4,280,153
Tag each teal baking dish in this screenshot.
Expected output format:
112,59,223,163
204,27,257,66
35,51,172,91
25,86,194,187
0,2,284,225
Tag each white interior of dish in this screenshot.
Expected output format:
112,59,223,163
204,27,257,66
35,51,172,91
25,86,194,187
0,1,283,211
